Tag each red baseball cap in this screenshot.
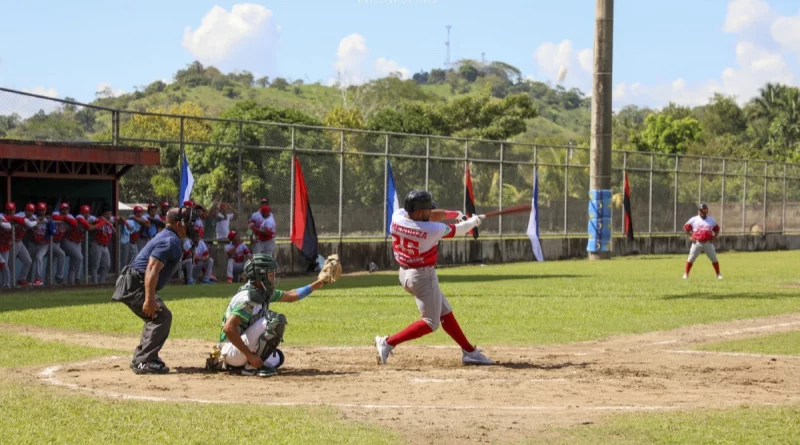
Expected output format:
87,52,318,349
59,202,69,210
260,205,271,214
5,202,15,211
147,203,157,210
36,202,47,211
183,200,195,208
227,230,237,241
25,203,35,212
161,201,170,208
80,205,91,214
133,205,144,213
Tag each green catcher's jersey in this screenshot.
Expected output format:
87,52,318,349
218,284,284,343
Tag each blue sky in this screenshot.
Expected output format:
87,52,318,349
0,0,798,107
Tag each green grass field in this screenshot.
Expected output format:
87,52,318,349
3,251,800,444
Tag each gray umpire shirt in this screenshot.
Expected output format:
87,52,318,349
129,228,183,290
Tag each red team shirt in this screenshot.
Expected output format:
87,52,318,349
94,217,115,246
390,209,456,268
684,216,720,242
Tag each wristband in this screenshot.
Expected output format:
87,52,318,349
444,210,460,219
296,285,313,300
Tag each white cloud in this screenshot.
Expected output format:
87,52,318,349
723,0,771,33
181,4,279,72
95,82,126,98
577,48,593,73
374,57,409,80
22,86,58,98
333,33,369,87
533,39,592,88
771,9,800,55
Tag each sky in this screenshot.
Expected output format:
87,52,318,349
0,0,799,109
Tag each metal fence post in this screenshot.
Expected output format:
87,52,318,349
338,130,344,244
237,122,243,233
622,152,627,234
649,154,654,236
564,148,569,236
742,161,748,235
720,159,726,233
289,126,296,273
425,137,430,191
463,141,469,220
49,238,54,286
763,163,768,233
499,143,504,239
10,227,15,287
783,164,787,234
178,117,185,205
115,229,120,283
698,158,703,204
673,156,679,234
83,234,89,285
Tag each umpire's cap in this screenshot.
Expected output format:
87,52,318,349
404,190,437,213
698,203,709,210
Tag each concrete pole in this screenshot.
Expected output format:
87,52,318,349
588,0,614,260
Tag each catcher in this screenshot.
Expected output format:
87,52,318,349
208,253,342,377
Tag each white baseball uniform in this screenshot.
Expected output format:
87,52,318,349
225,242,251,279
684,215,720,263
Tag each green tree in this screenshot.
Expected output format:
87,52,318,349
150,175,178,201
255,76,270,87
697,93,746,137
459,63,479,82
270,78,289,91
429,69,446,84
636,113,703,154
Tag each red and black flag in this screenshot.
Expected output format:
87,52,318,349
465,162,479,239
290,156,318,262
623,171,634,241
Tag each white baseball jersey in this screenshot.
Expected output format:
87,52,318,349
390,209,455,268
256,215,276,241
225,242,250,262
684,215,719,243
249,211,264,228
195,240,209,260
215,212,235,241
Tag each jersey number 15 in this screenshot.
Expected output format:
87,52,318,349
392,235,420,256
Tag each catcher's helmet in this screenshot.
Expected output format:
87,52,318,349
243,254,280,303
698,203,709,210
404,190,437,213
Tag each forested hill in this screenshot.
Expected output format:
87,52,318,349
2,59,800,164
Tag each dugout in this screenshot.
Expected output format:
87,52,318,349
0,138,159,286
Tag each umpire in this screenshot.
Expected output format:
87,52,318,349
112,206,197,375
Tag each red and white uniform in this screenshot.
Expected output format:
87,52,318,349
93,217,115,246
13,212,37,241
684,216,719,243
390,209,455,268
66,214,95,243
51,212,71,243
225,242,250,279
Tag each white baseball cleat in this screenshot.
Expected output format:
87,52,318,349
462,347,494,365
374,336,394,365
717,274,724,280
682,273,688,279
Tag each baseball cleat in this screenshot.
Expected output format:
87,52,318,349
682,273,688,279
462,347,494,365
242,365,277,378
717,274,724,280
374,336,394,365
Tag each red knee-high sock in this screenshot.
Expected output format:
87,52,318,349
440,312,475,353
685,262,694,275
387,320,433,346
712,262,720,274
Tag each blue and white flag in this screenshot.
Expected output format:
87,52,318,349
526,168,544,262
386,159,400,236
179,152,194,204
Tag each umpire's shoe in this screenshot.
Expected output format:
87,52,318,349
130,360,170,375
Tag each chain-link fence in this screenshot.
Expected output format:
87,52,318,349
3,86,800,288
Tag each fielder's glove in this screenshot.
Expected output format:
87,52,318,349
317,254,342,284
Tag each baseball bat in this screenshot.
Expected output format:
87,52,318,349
482,204,532,218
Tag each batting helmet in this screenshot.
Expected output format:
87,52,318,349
404,190,437,213
4,202,15,212
25,203,35,212
243,254,280,304
36,202,47,211
698,203,709,210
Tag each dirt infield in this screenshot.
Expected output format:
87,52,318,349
8,313,800,444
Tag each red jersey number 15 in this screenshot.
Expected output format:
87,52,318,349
392,235,420,257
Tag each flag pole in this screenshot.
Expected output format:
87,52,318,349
178,117,184,205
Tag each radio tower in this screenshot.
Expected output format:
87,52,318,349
445,25,451,69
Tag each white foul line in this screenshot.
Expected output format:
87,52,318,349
667,350,800,359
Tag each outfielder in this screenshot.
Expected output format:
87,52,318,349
209,253,341,377
250,205,276,256
225,230,251,283
375,190,493,366
683,203,722,280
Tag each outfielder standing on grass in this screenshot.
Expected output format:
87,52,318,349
112,207,197,375
375,190,494,366
208,253,341,377
683,203,723,280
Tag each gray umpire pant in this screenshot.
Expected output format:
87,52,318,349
0,250,9,286
89,242,111,284
120,243,138,268
112,267,172,366
13,241,32,283
61,239,83,284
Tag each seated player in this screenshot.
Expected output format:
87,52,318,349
181,232,215,284
208,254,337,377
224,230,251,283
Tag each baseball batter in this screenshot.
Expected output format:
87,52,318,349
375,190,493,366
683,203,722,280
211,254,330,377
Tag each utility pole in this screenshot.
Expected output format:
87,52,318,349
445,25,452,69
588,0,614,260
481,52,486,65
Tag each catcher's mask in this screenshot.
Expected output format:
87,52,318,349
169,206,200,239
244,254,280,303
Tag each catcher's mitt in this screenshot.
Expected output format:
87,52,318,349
317,254,342,284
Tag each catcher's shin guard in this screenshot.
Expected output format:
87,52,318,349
257,311,287,367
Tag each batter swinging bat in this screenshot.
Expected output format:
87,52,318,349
482,204,532,218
